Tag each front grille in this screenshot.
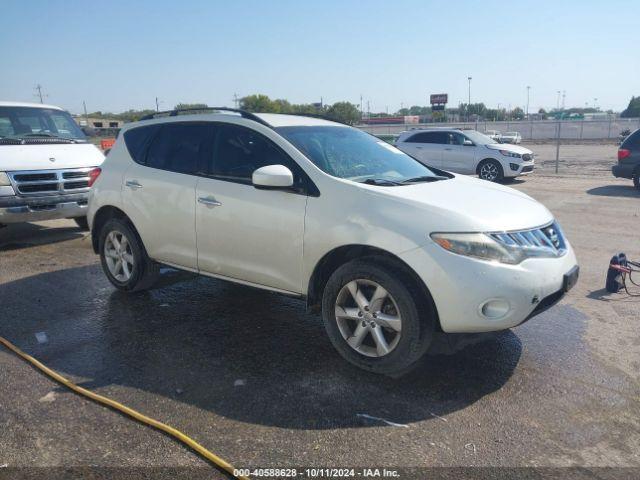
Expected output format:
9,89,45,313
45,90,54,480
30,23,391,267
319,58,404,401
9,168,94,196
13,173,57,182
489,222,567,256
522,154,532,162
522,165,534,173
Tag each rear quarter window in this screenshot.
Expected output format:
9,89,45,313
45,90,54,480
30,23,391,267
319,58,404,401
622,130,640,150
123,125,160,164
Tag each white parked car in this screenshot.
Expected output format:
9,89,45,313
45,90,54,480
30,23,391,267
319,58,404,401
500,131,522,144
88,109,578,375
395,129,534,181
0,101,104,229
485,130,501,142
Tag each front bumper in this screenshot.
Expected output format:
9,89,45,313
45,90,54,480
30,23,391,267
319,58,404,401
612,163,635,180
0,193,89,224
399,241,578,333
505,160,535,177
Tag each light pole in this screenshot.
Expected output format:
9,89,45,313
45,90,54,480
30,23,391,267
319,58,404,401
467,76,472,122
526,86,531,119
556,91,561,110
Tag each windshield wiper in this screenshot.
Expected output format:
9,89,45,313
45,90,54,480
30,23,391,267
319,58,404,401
400,175,449,184
361,178,403,186
19,133,78,143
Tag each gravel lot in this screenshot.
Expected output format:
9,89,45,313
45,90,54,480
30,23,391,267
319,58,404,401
1,145,639,479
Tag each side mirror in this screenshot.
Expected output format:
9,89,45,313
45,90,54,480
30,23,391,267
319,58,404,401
252,165,294,189
463,139,474,146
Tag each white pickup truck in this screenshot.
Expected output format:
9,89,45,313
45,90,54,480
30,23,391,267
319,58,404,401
0,101,104,229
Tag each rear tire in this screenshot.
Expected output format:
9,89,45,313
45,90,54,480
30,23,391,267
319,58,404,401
321,258,435,375
74,216,89,231
99,217,159,292
478,159,504,182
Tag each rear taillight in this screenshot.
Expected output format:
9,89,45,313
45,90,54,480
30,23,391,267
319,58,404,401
618,149,631,161
88,167,102,187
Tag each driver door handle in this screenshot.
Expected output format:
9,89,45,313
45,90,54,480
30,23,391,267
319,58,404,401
125,180,143,189
198,196,222,207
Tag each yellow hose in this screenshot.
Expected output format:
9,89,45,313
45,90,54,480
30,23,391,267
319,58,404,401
0,336,249,480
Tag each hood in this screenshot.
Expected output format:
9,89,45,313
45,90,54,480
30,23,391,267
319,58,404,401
0,143,105,171
362,174,553,232
485,143,531,155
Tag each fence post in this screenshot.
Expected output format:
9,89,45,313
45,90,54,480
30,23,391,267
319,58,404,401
529,118,533,140
555,120,561,174
579,118,584,139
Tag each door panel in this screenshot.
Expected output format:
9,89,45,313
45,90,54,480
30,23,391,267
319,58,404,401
123,163,198,269
442,133,477,174
196,177,306,292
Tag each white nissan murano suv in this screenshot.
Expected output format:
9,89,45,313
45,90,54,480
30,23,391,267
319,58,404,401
88,108,578,375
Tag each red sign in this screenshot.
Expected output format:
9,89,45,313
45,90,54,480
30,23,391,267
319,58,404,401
430,94,448,105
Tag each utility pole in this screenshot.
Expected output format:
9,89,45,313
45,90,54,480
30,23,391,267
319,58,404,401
155,97,160,112
233,93,239,109
556,91,561,110
526,86,531,119
34,84,47,103
467,76,472,122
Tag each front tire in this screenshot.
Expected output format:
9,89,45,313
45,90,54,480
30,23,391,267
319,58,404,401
321,258,435,375
99,218,159,292
478,159,504,182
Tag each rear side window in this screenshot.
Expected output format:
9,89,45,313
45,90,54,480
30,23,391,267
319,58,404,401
146,123,211,175
123,125,160,164
622,130,640,150
405,131,448,144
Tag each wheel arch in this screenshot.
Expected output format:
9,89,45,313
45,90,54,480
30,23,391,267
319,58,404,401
91,206,134,253
475,157,501,175
307,244,442,331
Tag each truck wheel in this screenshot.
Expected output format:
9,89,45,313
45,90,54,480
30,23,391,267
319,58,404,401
321,258,435,375
74,216,89,231
99,218,159,292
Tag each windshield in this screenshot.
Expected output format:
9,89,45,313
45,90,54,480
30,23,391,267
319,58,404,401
463,130,497,145
276,126,439,183
0,106,86,141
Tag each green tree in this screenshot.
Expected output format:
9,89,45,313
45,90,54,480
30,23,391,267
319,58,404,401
326,102,361,125
621,96,640,118
240,94,279,113
511,107,525,120
174,103,208,111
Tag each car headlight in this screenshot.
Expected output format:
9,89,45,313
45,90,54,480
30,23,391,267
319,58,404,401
431,230,562,265
499,150,521,158
0,172,10,186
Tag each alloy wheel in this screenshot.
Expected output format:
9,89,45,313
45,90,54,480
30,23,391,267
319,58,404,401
334,279,402,357
479,162,499,181
104,230,135,282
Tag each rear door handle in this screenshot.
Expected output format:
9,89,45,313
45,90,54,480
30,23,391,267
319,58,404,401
415,146,423,149
125,180,143,189
198,196,222,207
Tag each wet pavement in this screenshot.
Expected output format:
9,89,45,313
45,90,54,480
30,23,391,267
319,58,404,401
1,172,639,478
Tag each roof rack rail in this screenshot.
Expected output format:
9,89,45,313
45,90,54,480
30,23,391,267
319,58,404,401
138,107,272,127
276,112,349,126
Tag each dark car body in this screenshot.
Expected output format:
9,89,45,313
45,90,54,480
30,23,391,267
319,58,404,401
612,128,640,189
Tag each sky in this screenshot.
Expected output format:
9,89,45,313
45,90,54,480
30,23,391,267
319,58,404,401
1,0,638,115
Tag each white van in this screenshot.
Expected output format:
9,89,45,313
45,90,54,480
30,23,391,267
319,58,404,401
0,102,104,229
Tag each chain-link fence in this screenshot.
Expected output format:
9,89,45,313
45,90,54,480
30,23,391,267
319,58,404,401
358,117,640,140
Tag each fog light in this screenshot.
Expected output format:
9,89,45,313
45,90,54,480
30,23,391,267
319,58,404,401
480,299,510,319
509,163,519,171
